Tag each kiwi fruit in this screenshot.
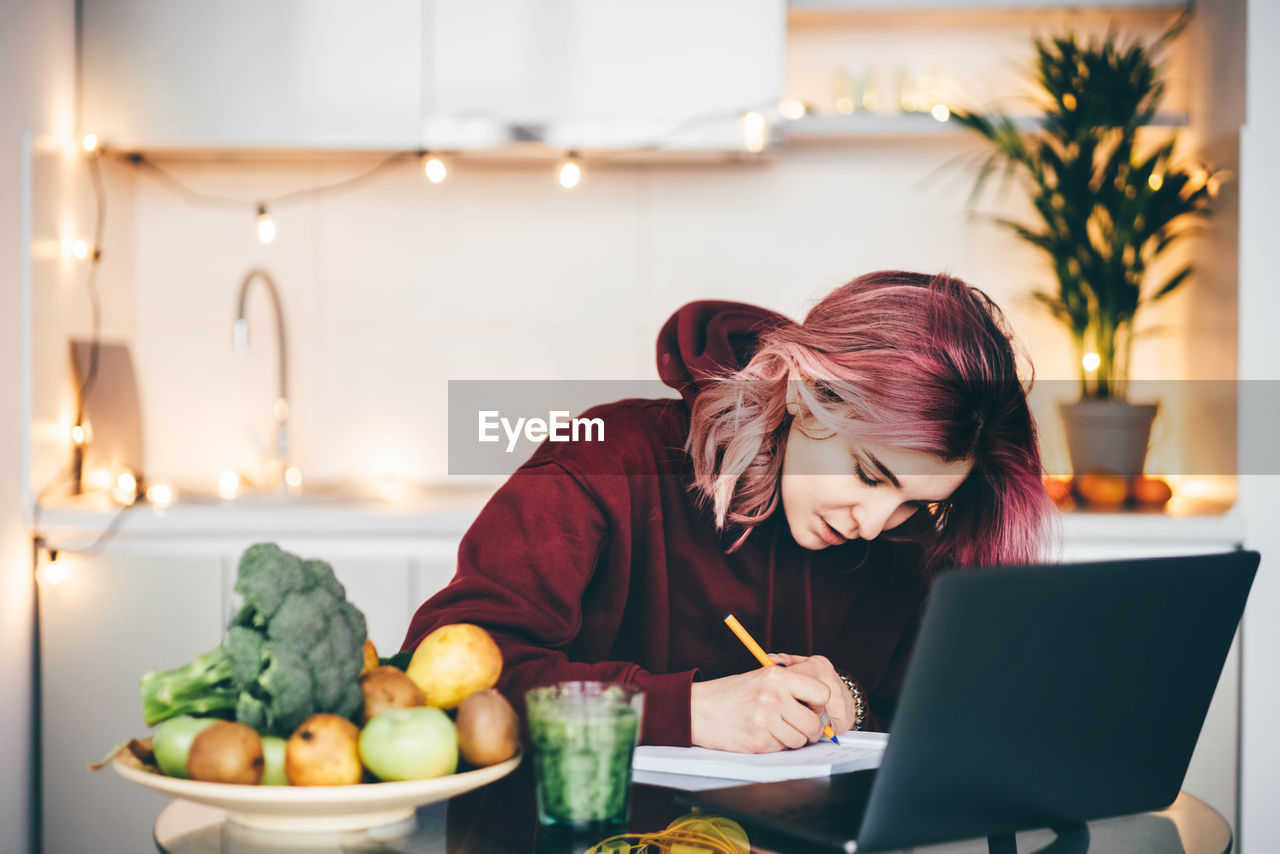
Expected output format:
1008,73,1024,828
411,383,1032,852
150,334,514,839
455,689,520,767
186,721,264,785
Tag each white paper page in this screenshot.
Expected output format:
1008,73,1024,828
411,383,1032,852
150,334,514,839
632,730,889,783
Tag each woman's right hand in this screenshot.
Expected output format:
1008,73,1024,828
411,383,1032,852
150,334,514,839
690,667,832,753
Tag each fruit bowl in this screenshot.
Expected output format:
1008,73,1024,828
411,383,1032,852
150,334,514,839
113,750,521,833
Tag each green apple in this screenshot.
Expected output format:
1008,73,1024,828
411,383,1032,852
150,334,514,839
359,707,458,781
260,736,288,785
153,716,218,778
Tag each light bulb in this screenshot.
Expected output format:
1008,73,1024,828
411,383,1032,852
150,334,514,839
779,99,807,121
931,104,951,122
424,156,447,184
70,239,91,260
112,471,138,506
256,205,277,244
70,424,86,447
40,559,71,587
146,483,174,508
284,467,303,489
741,111,768,153
218,470,241,500
1082,352,1101,372
1148,173,1164,191
82,133,99,153
559,157,581,189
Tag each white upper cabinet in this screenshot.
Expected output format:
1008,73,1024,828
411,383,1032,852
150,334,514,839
80,0,785,152
424,0,786,150
80,0,426,150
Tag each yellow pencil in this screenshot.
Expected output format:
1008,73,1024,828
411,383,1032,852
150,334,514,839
723,613,839,744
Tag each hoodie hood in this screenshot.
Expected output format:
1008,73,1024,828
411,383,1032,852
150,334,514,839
656,300,792,406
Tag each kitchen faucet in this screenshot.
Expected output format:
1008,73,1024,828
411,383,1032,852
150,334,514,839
233,268,291,494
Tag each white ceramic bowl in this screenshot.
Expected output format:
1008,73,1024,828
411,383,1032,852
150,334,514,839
113,751,521,833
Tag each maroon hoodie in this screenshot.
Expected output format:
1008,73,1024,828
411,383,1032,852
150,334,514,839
403,302,930,746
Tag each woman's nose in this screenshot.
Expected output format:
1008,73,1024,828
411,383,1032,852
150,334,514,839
851,498,898,540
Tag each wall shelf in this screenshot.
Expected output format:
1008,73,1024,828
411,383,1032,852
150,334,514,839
781,111,1188,143
789,0,1184,12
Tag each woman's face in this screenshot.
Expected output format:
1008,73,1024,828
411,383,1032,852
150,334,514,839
780,418,973,551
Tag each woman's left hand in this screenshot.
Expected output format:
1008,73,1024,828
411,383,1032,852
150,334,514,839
768,653,855,736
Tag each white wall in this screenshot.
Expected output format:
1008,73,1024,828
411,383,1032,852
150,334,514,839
0,2,76,852
1239,0,1280,850
117,149,1104,488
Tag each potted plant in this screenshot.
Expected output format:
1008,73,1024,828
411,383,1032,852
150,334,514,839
952,21,1215,477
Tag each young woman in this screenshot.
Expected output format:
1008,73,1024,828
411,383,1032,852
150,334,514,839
404,271,1055,752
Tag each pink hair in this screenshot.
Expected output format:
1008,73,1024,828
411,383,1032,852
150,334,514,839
687,271,1056,571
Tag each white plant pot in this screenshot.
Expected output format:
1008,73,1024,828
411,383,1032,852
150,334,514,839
1059,399,1159,476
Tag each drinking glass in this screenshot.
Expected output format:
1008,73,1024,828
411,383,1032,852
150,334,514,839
525,681,645,828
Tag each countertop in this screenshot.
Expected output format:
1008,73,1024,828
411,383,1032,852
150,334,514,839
33,486,1247,550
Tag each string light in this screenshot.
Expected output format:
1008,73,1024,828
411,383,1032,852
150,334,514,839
284,466,303,490
70,423,87,447
741,111,768,153
423,154,447,184
256,204,277,244
39,550,71,587
218,470,241,500
1082,352,1101,372
931,104,951,122
82,133,100,153
779,99,807,121
1148,173,1164,191
112,471,138,506
559,153,581,189
145,483,174,508
69,239,92,260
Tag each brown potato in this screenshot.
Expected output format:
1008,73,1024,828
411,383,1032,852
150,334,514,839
455,689,520,767
285,713,362,786
360,665,426,724
187,721,264,785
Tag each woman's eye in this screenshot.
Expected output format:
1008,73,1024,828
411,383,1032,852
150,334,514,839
854,460,882,487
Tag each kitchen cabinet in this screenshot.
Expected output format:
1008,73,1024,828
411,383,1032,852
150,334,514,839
40,551,225,854
80,0,427,150
36,511,470,854
424,0,785,152
79,0,785,153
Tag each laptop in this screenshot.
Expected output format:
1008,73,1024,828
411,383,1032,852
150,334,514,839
680,551,1259,852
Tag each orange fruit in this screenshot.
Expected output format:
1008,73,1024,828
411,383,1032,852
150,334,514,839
360,637,379,676
1132,476,1173,507
1075,472,1129,509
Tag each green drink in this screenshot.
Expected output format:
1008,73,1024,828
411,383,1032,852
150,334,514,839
526,682,644,828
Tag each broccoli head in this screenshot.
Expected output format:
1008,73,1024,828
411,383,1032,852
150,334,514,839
139,543,368,735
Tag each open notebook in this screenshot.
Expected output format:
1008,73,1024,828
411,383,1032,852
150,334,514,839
632,731,888,784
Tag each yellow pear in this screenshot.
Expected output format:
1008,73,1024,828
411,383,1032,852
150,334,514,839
405,624,503,709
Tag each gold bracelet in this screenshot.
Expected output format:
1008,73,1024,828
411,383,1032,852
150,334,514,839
838,672,867,731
